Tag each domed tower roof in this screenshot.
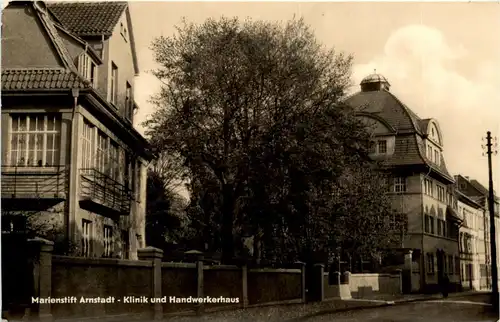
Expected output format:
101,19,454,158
360,71,391,92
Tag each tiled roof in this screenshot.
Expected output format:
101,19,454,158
345,90,423,134
2,69,90,90
469,179,498,198
47,2,127,36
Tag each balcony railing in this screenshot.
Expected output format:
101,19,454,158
1,165,68,200
79,168,131,215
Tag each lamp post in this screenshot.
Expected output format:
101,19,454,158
483,131,498,309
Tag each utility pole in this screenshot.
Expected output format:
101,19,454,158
484,131,498,309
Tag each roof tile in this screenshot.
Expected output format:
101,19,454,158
2,68,90,91
47,2,128,36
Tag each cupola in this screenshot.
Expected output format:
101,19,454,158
360,70,391,92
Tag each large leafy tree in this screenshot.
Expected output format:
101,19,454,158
145,17,401,264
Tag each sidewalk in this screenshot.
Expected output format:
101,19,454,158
162,291,491,322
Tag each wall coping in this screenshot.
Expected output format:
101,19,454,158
249,268,301,274
52,255,152,267
161,262,196,269
351,273,399,278
204,265,240,271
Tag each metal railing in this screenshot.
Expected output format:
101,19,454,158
1,165,68,199
79,168,131,214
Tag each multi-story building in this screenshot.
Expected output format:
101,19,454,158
345,73,462,293
455,175,500,290
455,186,485,290
1,1,152,259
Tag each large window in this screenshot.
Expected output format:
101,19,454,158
78,53,97,87
96,131,109,174
81,120,95,169
110,62,118,105
109,142,120,181
424,178,433,196
103,225,113,258
82,219,92,257
10,114,61,166
437,185,445,202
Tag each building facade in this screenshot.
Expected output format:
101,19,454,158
345,73,462,293
456,188,484,290
455,174,500,290
1,1,152,259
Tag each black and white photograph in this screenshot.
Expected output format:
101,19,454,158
1,1,500,321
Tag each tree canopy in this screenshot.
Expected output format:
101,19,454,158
145,17,402,265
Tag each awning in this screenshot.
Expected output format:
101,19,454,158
446,206,462,223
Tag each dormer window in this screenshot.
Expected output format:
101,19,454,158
377,140,387,154
77,53,97,87
434,150,440,165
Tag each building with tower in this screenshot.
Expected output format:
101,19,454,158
345,72,462,293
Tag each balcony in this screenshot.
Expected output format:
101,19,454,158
1,165,68,211
79,168,131,217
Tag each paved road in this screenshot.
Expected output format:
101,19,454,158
299,295,499,322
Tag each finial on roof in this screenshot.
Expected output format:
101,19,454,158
374,68,377,74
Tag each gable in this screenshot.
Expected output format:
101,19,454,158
2,4,64,69
428,122,442,146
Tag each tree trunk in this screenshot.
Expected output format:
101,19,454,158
221,183,234,263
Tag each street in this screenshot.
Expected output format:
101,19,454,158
299,295,499,322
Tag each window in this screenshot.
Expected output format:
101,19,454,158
82,219,92,257
122,230,129,259
393,177,407,193
426,253,435,274
455,256,460,275
110,62,118,105
103,225,113,258
378,140,387,154
109,142,120,181
81,120,95,169
436,185,445,202
10,114,61,166
430,216,435,234
125,153,133,191
424,178,434,196
96,131,109,174
77,53,97,87
437,219,442,236
448,255,453,275
434,150,440,165
427,145,432,159
425,215,430,233
126,82,133,120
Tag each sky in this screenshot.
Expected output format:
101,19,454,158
127,1,500,191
